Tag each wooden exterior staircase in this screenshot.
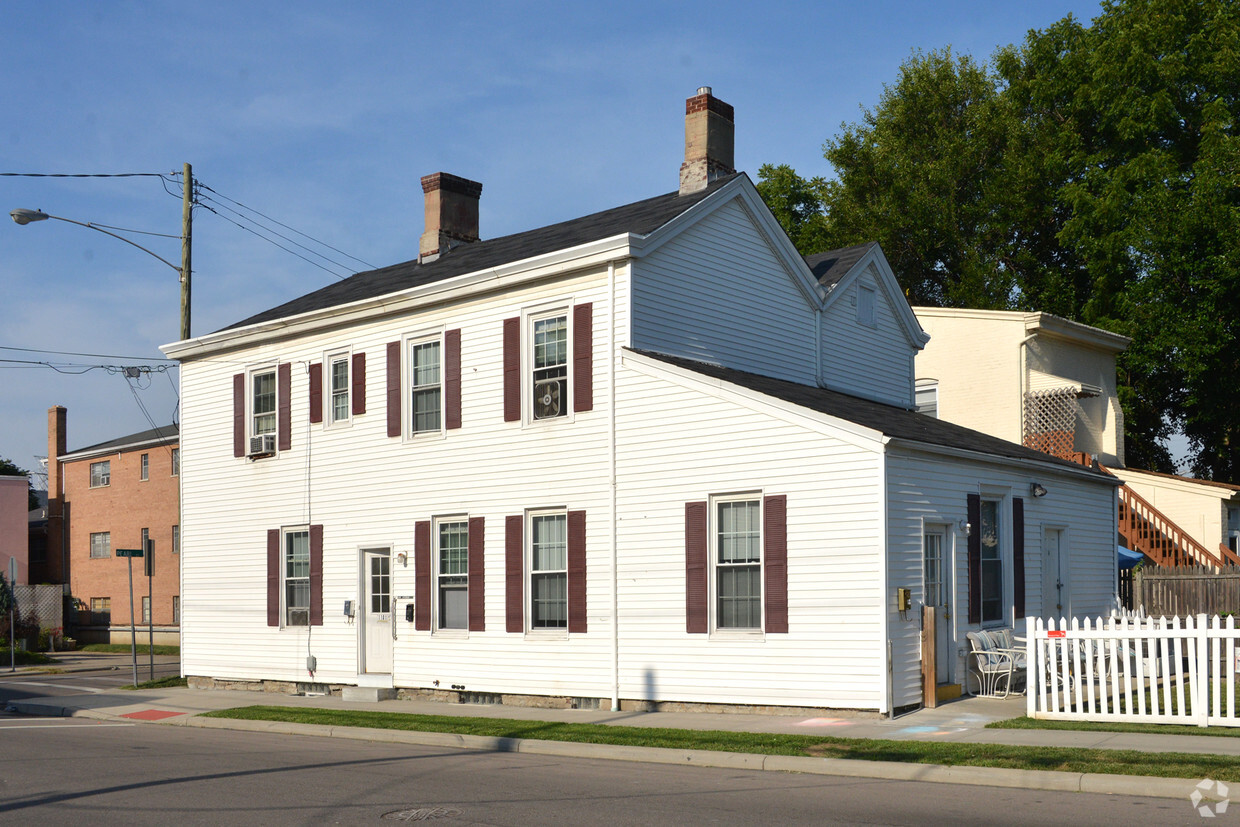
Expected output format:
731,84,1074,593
1100,465,1240,569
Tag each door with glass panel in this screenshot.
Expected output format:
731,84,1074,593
360,548,392,674
923,527,951,682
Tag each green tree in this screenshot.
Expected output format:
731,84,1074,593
0,457,39,511
760,0,1240,477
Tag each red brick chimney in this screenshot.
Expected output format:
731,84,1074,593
46,406,67,585
679,87,735,195
419,172,483,263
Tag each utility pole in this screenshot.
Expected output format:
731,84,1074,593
180,162,193,341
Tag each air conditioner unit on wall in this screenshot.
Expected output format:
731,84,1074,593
248,433,276,458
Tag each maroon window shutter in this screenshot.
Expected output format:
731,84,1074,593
445,329,462,430
267,529,280,626
764,495,789,633
277,362,292,451
1013,497,1026,619
234,374,246,457
967,493,981,624
567,510,587,633
503,317,521,422
308,363,323,424
468,516,485,631
309,524,323,626
573,303,593,413
352,352,366,416
414,521,431,631
685,501,708,634
505,515,524,632
386,341,401,438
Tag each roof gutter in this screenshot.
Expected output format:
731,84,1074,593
883,436,1122,487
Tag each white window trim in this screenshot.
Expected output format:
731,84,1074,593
977,490,1011,629
403,329,447,441
89,460,111,488
282,525,311,628
709,492,765,638
521,302,575,428
324,349,352,428
247,364,278,444
433,515,470,636
526,508,569,638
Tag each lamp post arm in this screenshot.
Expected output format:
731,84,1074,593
43,214,183,276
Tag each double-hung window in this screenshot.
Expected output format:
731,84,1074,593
530,512,567,629
436,519,468,630
409,338,443,435
171,448,180,476
715,498,762,629
980,499,1003,623
90,460,110,488
89,532,111,559
140,453,149,481
328,352,350,424
252,368,277,439
531,314,568,420
283,528,310,627
172,525,180,555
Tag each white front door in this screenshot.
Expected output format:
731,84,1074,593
1043,529,1067,620
923,527,951,682
361,548,392,674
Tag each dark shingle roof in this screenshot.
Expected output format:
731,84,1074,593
804,241,877,288
223,174,743,331
635,350,1113,478
64,424,179,458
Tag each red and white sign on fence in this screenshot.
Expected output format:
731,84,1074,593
1027,614,1240,728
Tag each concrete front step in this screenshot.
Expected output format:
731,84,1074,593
341,686,397,702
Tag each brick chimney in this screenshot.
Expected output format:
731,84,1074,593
46,405,66,585
419,172,483,263
679,87,735,195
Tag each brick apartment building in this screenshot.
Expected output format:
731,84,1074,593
47,406,180,644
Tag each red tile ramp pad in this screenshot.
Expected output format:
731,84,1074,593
121,709,186,721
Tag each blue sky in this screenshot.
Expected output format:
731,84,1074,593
1,0,1106,485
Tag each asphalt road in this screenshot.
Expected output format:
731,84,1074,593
0,660,180,709
0,717,1207,825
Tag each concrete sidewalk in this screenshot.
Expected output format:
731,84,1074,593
5,652,1235,803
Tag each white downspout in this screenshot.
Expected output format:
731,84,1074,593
1018,332,1037,442
609,260,621,712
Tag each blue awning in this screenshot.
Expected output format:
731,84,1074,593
1118,546,1144,570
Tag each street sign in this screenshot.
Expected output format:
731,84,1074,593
116,548,144,558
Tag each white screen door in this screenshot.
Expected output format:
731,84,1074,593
361,548,392,674
923,527,951,681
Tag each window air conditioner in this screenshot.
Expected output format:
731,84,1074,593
287,608,309,627
248,433,276,457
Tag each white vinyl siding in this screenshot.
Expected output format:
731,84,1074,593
820,265,916,407
632,198,818,386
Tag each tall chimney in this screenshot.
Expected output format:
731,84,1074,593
46,406,66,585
419,172,483,263
679,87,735,195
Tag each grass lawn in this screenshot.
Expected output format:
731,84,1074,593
125,675,188,690
79,643,180,656
204,705,1240,781
990,716,1240,738
0,649,53,666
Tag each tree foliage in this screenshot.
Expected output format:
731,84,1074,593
759,0,1240,477
0,457,39,512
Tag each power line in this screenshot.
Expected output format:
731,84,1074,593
0,172,167,178
196,200,353,281
197,193,360,278
197,183,376,271
0,345,176,361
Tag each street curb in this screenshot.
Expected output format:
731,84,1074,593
4,698,1215,802
169,714,1203,800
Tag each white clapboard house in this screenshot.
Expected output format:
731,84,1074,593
164,88,1121,713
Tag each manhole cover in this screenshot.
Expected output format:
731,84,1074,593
382,806,462,821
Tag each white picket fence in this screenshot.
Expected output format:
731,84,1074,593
1026,614,1240,728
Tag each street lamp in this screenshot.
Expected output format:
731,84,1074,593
9,162,194,340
